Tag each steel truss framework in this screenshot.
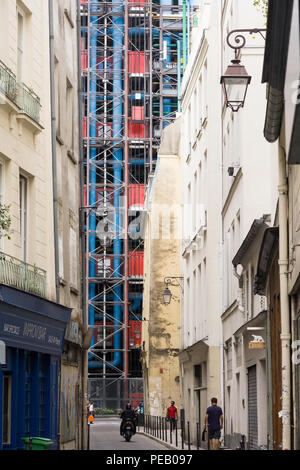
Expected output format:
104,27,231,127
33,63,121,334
80,0,185,407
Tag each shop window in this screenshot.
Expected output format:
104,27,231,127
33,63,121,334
39,357,46,436
25,352,32,436
2,374,12,445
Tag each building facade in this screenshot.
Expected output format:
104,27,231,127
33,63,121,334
141,118,182,418
220,0,279,450
0,0,84,450
51,0,85,450
179,0,222,446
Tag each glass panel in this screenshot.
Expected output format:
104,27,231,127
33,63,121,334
2,375,12,444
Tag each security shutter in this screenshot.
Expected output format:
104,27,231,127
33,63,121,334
248,365,258,450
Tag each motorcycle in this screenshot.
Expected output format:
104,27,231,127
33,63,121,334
123,419,135,442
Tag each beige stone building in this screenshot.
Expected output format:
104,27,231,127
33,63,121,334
141,118,182,418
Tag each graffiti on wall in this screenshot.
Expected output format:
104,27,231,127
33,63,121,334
60,365,79,443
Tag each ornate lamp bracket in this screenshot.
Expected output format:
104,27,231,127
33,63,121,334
227,28,267,58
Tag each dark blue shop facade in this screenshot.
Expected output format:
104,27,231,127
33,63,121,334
0,284,71,450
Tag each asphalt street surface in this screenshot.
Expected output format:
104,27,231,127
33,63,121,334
90,417,170,450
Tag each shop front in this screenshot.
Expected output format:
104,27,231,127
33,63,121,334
0,284,71,450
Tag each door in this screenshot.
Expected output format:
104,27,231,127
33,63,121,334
248,365,258,450
269,248,282,449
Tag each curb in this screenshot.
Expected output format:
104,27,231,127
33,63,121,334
137,430,205,451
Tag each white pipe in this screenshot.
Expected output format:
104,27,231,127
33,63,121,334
278,136,291,450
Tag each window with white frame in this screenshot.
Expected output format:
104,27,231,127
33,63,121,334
19,174,28,261
0,161,4,250
17,9,24,83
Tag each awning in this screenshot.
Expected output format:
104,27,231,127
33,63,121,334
254,227,279,295
233,310,267,338
232,217,268,267
262,0,294,142
0,284,72,356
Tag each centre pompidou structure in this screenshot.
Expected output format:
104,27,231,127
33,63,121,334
80,0,195,410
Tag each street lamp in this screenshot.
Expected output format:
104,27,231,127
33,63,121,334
220,59,252,112
162,286,172,305
162,277,184,305
221,28,266,112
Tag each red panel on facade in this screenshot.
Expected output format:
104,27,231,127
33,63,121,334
128,0,148,5
128,252,144,277
128,320,142,348
131,106,144,122
128,184,145,209
128,52,148,74
83,117,87,138
128,120,148,139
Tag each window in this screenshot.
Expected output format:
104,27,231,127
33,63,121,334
2,374,12,445
0,161,4,250
25,353,31,436
19,174,28,261
17,11,24,83
39,356,47,436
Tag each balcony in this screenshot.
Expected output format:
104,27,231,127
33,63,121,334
0,60,42,131
18,82,41,123
0,60,18,112
0,252,46,298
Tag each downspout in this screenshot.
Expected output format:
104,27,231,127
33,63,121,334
177,40,181,112
88,0,98,358
183,0,187,72
76,0,88,450
49,0,60,304
219,0,225,435
278,133,291,450
49,0,61,450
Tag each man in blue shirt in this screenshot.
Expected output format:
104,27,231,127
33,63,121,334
204,397,223,450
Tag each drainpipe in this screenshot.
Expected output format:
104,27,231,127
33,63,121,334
183,0,187,72
278,134,291,450
49,0,61,451
76,0,88,450
49,0,60,305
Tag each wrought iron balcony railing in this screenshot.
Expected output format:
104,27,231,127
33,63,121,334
0,252,46,298
17,82,41,123
0,60,41,123
0,60,18,105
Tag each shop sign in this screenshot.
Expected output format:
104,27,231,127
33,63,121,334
249,335,265,350
0,340,5,364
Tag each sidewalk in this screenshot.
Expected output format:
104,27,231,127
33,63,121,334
136,426,206,451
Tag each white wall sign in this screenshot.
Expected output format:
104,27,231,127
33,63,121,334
0,340,6,365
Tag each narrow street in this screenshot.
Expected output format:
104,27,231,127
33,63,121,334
89,417,170,451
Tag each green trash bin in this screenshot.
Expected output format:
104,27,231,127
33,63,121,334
21,437,54,450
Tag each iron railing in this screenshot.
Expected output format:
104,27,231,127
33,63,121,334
17,82,41,123
0,60,41,123
0,252,46,297
0,60,18,105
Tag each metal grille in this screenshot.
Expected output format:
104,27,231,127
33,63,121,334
88,377,143,412
248,365,258,450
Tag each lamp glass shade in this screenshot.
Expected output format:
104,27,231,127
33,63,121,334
221,61,251,111
162,287,172,305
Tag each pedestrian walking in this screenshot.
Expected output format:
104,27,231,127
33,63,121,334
204,397,223,450
166,401,178,432
88,402,94,424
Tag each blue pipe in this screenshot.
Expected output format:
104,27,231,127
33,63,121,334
88,0,98,356
89,0,124,371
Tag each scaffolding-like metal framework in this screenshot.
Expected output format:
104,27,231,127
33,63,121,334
80,0,192,410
